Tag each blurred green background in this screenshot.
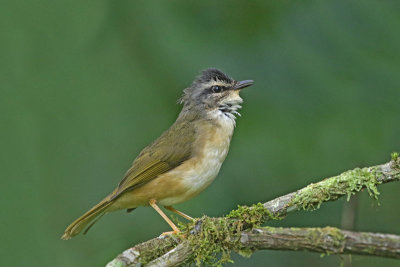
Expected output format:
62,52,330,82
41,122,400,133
1,0,400,266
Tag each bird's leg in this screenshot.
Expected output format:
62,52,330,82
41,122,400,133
164,206,194,221
149,199,180,235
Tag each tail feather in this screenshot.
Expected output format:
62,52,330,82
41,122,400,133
61,198,113,240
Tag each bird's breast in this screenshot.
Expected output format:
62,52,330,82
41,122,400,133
182,138,230,192
158,120,234,206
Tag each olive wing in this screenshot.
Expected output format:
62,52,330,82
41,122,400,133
111,122,195,199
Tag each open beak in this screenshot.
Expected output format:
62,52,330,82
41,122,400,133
233,80,254,90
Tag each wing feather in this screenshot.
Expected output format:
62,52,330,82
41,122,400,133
111,121,195,199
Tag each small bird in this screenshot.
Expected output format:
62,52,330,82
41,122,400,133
62,68,253,239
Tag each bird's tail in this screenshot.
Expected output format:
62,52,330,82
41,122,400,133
61,197,113,240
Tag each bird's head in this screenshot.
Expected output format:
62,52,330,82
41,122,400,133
179,68,253,120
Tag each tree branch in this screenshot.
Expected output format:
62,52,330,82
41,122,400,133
240,227,400,258
263,156,400,216
143,226,400,267
106,155,400,267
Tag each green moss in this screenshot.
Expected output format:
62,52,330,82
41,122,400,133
325,227,345,248
362,246,376,254
261,225,279,233
185,216,235,266
290,166,381,211
305,227,345,255
183,203,272,266
391,152,399,162
236,248,254,258
138,237,179,264
227,203,275,224
391,152,400,171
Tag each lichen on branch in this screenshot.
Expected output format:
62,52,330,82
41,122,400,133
182,203,275,266
290,166,381,211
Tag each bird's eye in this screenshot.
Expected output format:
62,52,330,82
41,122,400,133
211,85,222,93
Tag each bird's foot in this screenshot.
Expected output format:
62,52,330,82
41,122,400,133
160,230,180,236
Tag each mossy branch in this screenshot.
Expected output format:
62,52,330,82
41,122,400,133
106,155,400,267
143,226,400,267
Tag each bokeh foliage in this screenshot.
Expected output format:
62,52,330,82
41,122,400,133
1,0,399,266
